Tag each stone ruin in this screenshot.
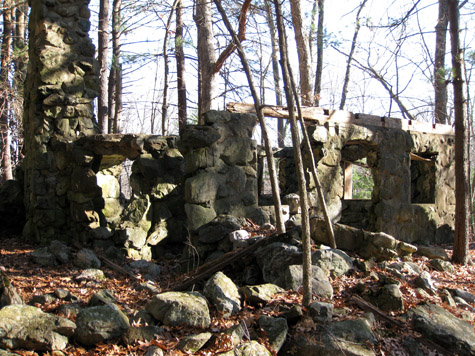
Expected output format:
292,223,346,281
6,0,456,262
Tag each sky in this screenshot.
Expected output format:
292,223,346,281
88,0,474,139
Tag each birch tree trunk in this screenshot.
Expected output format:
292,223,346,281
1,0,13,182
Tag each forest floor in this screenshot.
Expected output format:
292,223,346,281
0,233,474,356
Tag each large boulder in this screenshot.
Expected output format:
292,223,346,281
0,304,76,351
145,291,211,328
258,316,288,353
406,303,475,356
74,303,130,346
203,272,241,317
239,284,284,305
255,243,301,284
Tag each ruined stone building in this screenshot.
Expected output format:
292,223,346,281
18,0,455,261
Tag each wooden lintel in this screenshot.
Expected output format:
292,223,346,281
226,102,455,136
410,152,433,162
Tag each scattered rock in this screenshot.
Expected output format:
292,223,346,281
31,247,56,267
88,290,116,306
30,293,57,305
219,341,272,356
413,271,436,292
49,240,70,264
258,316,288,353
374,284,404,311
74,249,101,269
57,303,82,318
440,289,456,307
309,302,333,323
430,258,454,273
178,332,212,353
239,284,284,305
0,270,23,308
407,303,475,356
122,326,164,345
417,246,449,261
0,304,76,351
144,346,164,356
311,249,354,276
129,260,161,281
203,272,241,317
145,291,211,328
74,303,130,346
454,288,475,304
280,265,333,299
75,268,106,282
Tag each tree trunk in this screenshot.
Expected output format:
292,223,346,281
213,0,286,235
449,0,470,265
434,0,449,124
274,0,312,306
1,0,13,182
176,0,187,134
108,0,122,133
162,0,179,136
264,0,284,147
340,0,367,110
98,0,110,134
314,0,324,106
196,0,217,123
290,0,313,106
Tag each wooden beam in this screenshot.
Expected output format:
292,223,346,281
226,102,455,136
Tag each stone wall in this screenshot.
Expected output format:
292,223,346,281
280,122,455,244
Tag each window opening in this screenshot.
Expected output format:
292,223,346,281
344,158,375,200
410,153,436,204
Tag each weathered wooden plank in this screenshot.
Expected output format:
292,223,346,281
226,102,455,136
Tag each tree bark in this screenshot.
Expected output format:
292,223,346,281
340,0,367,110
195,0,217,123
314,0,324,106
290,0,313,106
449,0,470,265
264,0,284,147
274,0,312,306
434,0,449,124
108,0,122,133
162,0,179,136
176,0,187,134
1,0,13,182
98,0,110,133
213,0,286,235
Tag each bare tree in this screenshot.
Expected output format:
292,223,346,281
273,0,312,306
1,0,13,181
290,0,313,106
449,0,470,265
98,0,110,133
314,0,324,106
108,0,122,133
340,0,368,110
176,0,187,133
434,0,449,124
